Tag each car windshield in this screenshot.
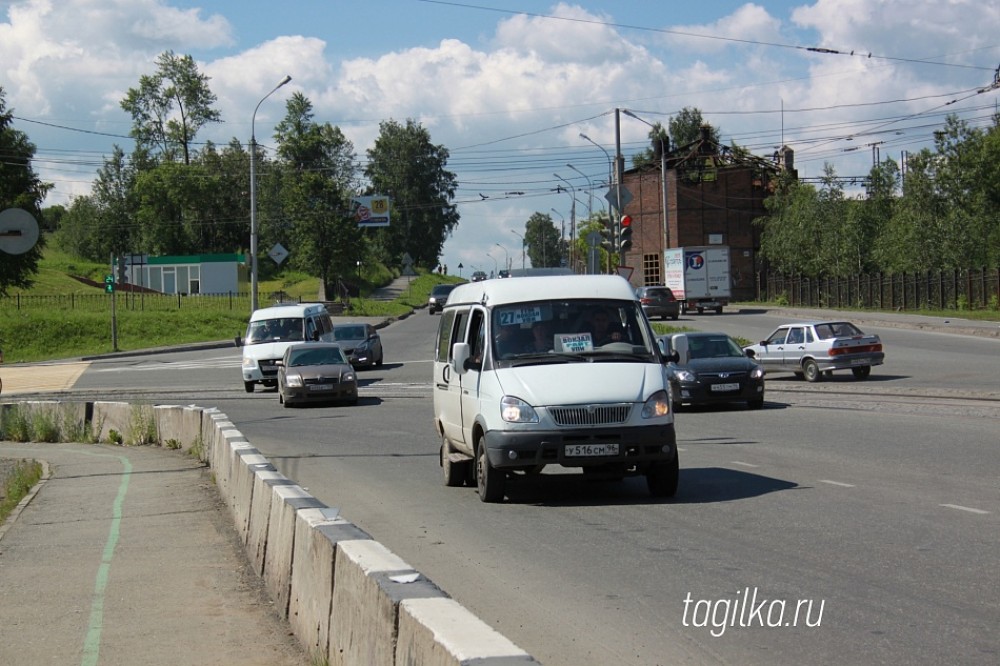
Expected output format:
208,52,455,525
246,318,303,344
491,298,657,364
334,326,366,341
288,347,346,367
687,336,745,359
432,285,455,296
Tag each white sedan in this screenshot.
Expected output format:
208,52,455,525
743,321,884,382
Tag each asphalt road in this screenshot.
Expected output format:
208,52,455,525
5,308,999,665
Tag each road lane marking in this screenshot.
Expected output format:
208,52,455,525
940,504,990,515
730,461,759,468
819,479,855,488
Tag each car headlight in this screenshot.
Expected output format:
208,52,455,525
285,374,303,387
641,390,671,418
343,371,356,383
501,395,539,423
750,366,765,379
675,369,697,382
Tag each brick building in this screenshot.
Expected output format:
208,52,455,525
619,127,794,302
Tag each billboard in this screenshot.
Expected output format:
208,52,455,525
352,195,391,227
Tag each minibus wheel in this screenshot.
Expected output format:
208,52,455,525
476,437,505,503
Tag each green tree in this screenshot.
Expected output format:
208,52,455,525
120,50,221,165
876,148,947,272
524,212,562,268
272,93,359,295
756,172,822,276
631,122,669,170
572,210,613,273
56,146,140,262
0,87,48,296
669,107,720,148
196,139,252,254
364,119,459,268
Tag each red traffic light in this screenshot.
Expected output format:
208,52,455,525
621,215,632,227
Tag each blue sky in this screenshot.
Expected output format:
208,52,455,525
3,0,999,275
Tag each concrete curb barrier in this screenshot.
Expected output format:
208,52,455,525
0,399,539,665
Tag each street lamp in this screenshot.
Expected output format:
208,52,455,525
250,74,292,313
580,132,613,190
567,163,593,216
554,173,577,271
622,109,670,253
511,230,526,270
495,243,509,272
486,252,498,277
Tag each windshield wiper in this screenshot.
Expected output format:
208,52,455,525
505,352,590,366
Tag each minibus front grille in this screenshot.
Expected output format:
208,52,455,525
551,404,631,426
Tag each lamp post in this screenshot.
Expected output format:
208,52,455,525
622,108,670,254
567,163,593,217
495,243,509,272
579,132,613,191
250,74,292,313
486,252,498,278
511,230,526,270
554,173,577,271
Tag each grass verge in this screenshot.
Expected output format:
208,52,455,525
0,459,44,524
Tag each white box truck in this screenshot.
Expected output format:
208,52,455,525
663,246,732,314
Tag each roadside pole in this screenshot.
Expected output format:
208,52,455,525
107,254,118,351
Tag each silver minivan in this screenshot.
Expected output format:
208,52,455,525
432,275,680,503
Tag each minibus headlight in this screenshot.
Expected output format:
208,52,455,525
501,395,539,423
641,390,671,419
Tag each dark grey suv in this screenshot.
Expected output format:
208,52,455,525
636,286,680,321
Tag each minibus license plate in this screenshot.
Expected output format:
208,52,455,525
565,443,618,457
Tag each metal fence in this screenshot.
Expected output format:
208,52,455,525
757,267,1000,312
0,291,258,313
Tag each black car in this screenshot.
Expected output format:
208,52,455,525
659,332,765,409
428,283,457,314
636,285,680,321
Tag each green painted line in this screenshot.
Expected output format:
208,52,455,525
81,453,132,666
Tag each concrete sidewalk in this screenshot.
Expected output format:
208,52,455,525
0,442,307,666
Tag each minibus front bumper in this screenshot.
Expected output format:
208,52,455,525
482,424,676,470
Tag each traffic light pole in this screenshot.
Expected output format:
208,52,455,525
614,109,626,266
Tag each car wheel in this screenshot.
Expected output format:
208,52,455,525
475,436,505,503
646,456,679,498
852,365,872,379
244,381,254,393
715,306,723,314
748,397,764,410
803,359,822,382
671,313,679,321
376,350,384,367
278,390,283,405
441,440,471,487
696,307,704,314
